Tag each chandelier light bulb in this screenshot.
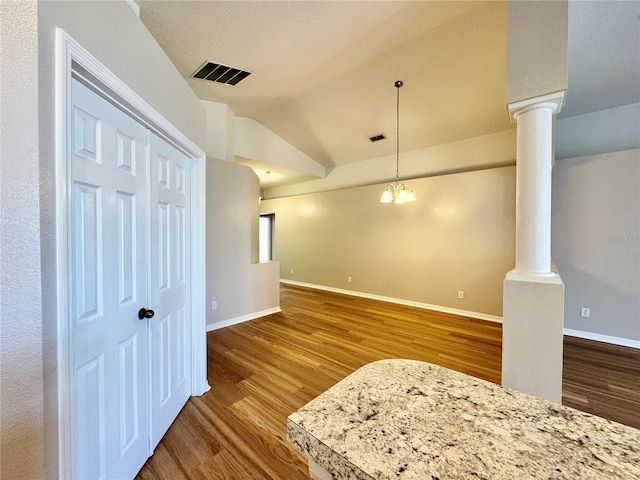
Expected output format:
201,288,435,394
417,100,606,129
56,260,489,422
380,187,394,203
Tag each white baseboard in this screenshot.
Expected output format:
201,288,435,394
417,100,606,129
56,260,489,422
206,307,282,332
280,279,503,323
202,289,639,350
563,328,640,349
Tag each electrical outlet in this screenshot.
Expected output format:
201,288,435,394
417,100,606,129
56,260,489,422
348,276,352,283
211,301,217,310
580,307,590,318
290,268,294,274
458,291,464,299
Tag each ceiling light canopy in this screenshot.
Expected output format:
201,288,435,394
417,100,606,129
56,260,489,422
380,81,416,204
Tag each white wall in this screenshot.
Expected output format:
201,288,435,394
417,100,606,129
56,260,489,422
203,101,235,162
503,278,564,402
506,0,568,104
553,149,640,343
235,116,326,178
1,1,206,478
38,2,205,148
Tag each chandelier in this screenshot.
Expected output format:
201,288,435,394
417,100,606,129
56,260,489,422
380,80,416,204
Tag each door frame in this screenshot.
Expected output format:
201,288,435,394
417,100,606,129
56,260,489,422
55,29,209,479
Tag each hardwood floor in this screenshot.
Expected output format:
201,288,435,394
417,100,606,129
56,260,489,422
137,284,639,479
563,335,640,429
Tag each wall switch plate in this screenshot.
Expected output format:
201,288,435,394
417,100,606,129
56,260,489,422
458,291,464,299
580,307,590,318
211,301,217,310
290,268,294,274
348,276,352,283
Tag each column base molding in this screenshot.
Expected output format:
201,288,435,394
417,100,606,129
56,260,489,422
505,270,563,284
503,277,565,402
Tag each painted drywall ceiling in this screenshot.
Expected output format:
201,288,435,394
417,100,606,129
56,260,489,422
139,0,639,180
234,156,318,189
139,1,509,168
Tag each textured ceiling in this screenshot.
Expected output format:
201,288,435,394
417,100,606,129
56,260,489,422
561,0,640,118
139,0,639,176
140,1,510,169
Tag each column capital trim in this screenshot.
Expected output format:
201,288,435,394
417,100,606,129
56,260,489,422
507,90,566,122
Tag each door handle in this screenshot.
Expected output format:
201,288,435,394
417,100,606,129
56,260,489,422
138,308,155,320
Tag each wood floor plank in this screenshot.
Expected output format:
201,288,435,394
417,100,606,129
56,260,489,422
562,335,640,428
136,443,188,480
137,284,639,479
189,451,272,480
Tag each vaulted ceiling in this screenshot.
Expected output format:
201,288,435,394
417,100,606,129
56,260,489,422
139,1,639,184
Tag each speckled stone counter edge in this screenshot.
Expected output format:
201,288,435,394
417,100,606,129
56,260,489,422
288,418,374,480
287,359,640,480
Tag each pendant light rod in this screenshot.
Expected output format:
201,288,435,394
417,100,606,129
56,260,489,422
395,80,402,183
380,80,415,204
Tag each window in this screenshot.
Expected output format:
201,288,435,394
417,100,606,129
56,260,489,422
259,213,275,262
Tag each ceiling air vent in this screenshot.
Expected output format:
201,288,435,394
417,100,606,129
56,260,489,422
369,134,386,142
192,61,251,86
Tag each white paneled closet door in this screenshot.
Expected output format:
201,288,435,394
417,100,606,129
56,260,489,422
70,79,192,479
148,132,192,449
71,78,150,479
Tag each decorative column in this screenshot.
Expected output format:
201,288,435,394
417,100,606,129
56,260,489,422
502,0,568,404
507,91,565,280
502,91,566,403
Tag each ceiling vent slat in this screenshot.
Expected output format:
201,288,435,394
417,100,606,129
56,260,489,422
192,61,251,86
216,68,241,84
192,62,219,79
205,65,230,81
226,70,252,85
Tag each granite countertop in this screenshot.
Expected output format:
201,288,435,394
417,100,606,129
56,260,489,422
287,359,640,480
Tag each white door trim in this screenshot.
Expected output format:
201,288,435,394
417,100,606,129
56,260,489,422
55,28,209,479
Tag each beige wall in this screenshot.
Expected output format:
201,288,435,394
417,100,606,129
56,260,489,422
1,2,44,478
206,159,280,326
1,1,206,478
261,166,516,317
